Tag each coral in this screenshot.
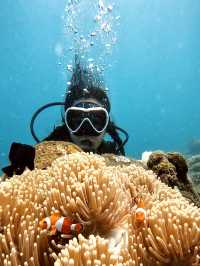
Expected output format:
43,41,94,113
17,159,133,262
188,154,200,192
102,153,145,168
188,139,200,155
167,152,188,182
124,166,200,265
34,141,82,170
34,141,144,170
146,151,200,206
1,141,82,181
188,155,200,180
147,151,179,187
0,152,200,266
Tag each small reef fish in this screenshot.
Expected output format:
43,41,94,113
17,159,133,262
39,212,84,237
134,198,147,224
39,212,61,235
56,217,84,236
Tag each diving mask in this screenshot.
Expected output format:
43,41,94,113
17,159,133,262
64,102,109,134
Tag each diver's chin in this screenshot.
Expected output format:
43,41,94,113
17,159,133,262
70,133,103,152
79,139,94,151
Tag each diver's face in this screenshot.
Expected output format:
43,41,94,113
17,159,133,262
69,132,105,152
67,98,107,151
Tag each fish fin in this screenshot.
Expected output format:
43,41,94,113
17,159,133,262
61,234,73,239
50,226,57,235
50,211,61,226
54,211,61,218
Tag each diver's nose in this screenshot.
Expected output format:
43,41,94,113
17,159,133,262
75,120,99,136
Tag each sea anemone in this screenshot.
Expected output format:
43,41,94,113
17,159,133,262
0,152,200,265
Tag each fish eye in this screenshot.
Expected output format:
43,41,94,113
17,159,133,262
39,220,47,229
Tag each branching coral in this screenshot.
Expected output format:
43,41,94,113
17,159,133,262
0,152,200,266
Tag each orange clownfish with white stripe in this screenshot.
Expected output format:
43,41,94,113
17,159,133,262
39,212,84,237
134,198,147,224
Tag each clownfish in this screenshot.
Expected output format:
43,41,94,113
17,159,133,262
39,211,61,235
134,198,147,224
39,212,84,237
55,217,84,236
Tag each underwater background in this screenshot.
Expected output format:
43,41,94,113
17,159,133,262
0,0,200,173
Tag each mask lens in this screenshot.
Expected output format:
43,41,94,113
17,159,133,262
88,110,108,131
66,109,84,131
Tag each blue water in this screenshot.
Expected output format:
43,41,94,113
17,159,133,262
0,0,200,172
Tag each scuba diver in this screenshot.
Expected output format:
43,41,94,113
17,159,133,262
2,60,129,177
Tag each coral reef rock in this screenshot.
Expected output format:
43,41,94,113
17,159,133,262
34,141,82,170
146,151,200,206
0,152,200,266
188,154,200,192
188,139,200,155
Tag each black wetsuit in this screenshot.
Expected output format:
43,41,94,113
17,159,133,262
44,124,118,154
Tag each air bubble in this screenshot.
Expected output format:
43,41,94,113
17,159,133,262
107,5,113,12
105,43,111,49
101,22,111,33
98,0,105,11
83,88,89,93
90,32,97,37
63,0,119,73
67,64,73,72
88,63,94,69
94,15,101,22
112,37,117,44
54,43,63,57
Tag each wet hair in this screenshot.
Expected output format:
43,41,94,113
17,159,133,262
64,62,110,111
64,61,126,155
